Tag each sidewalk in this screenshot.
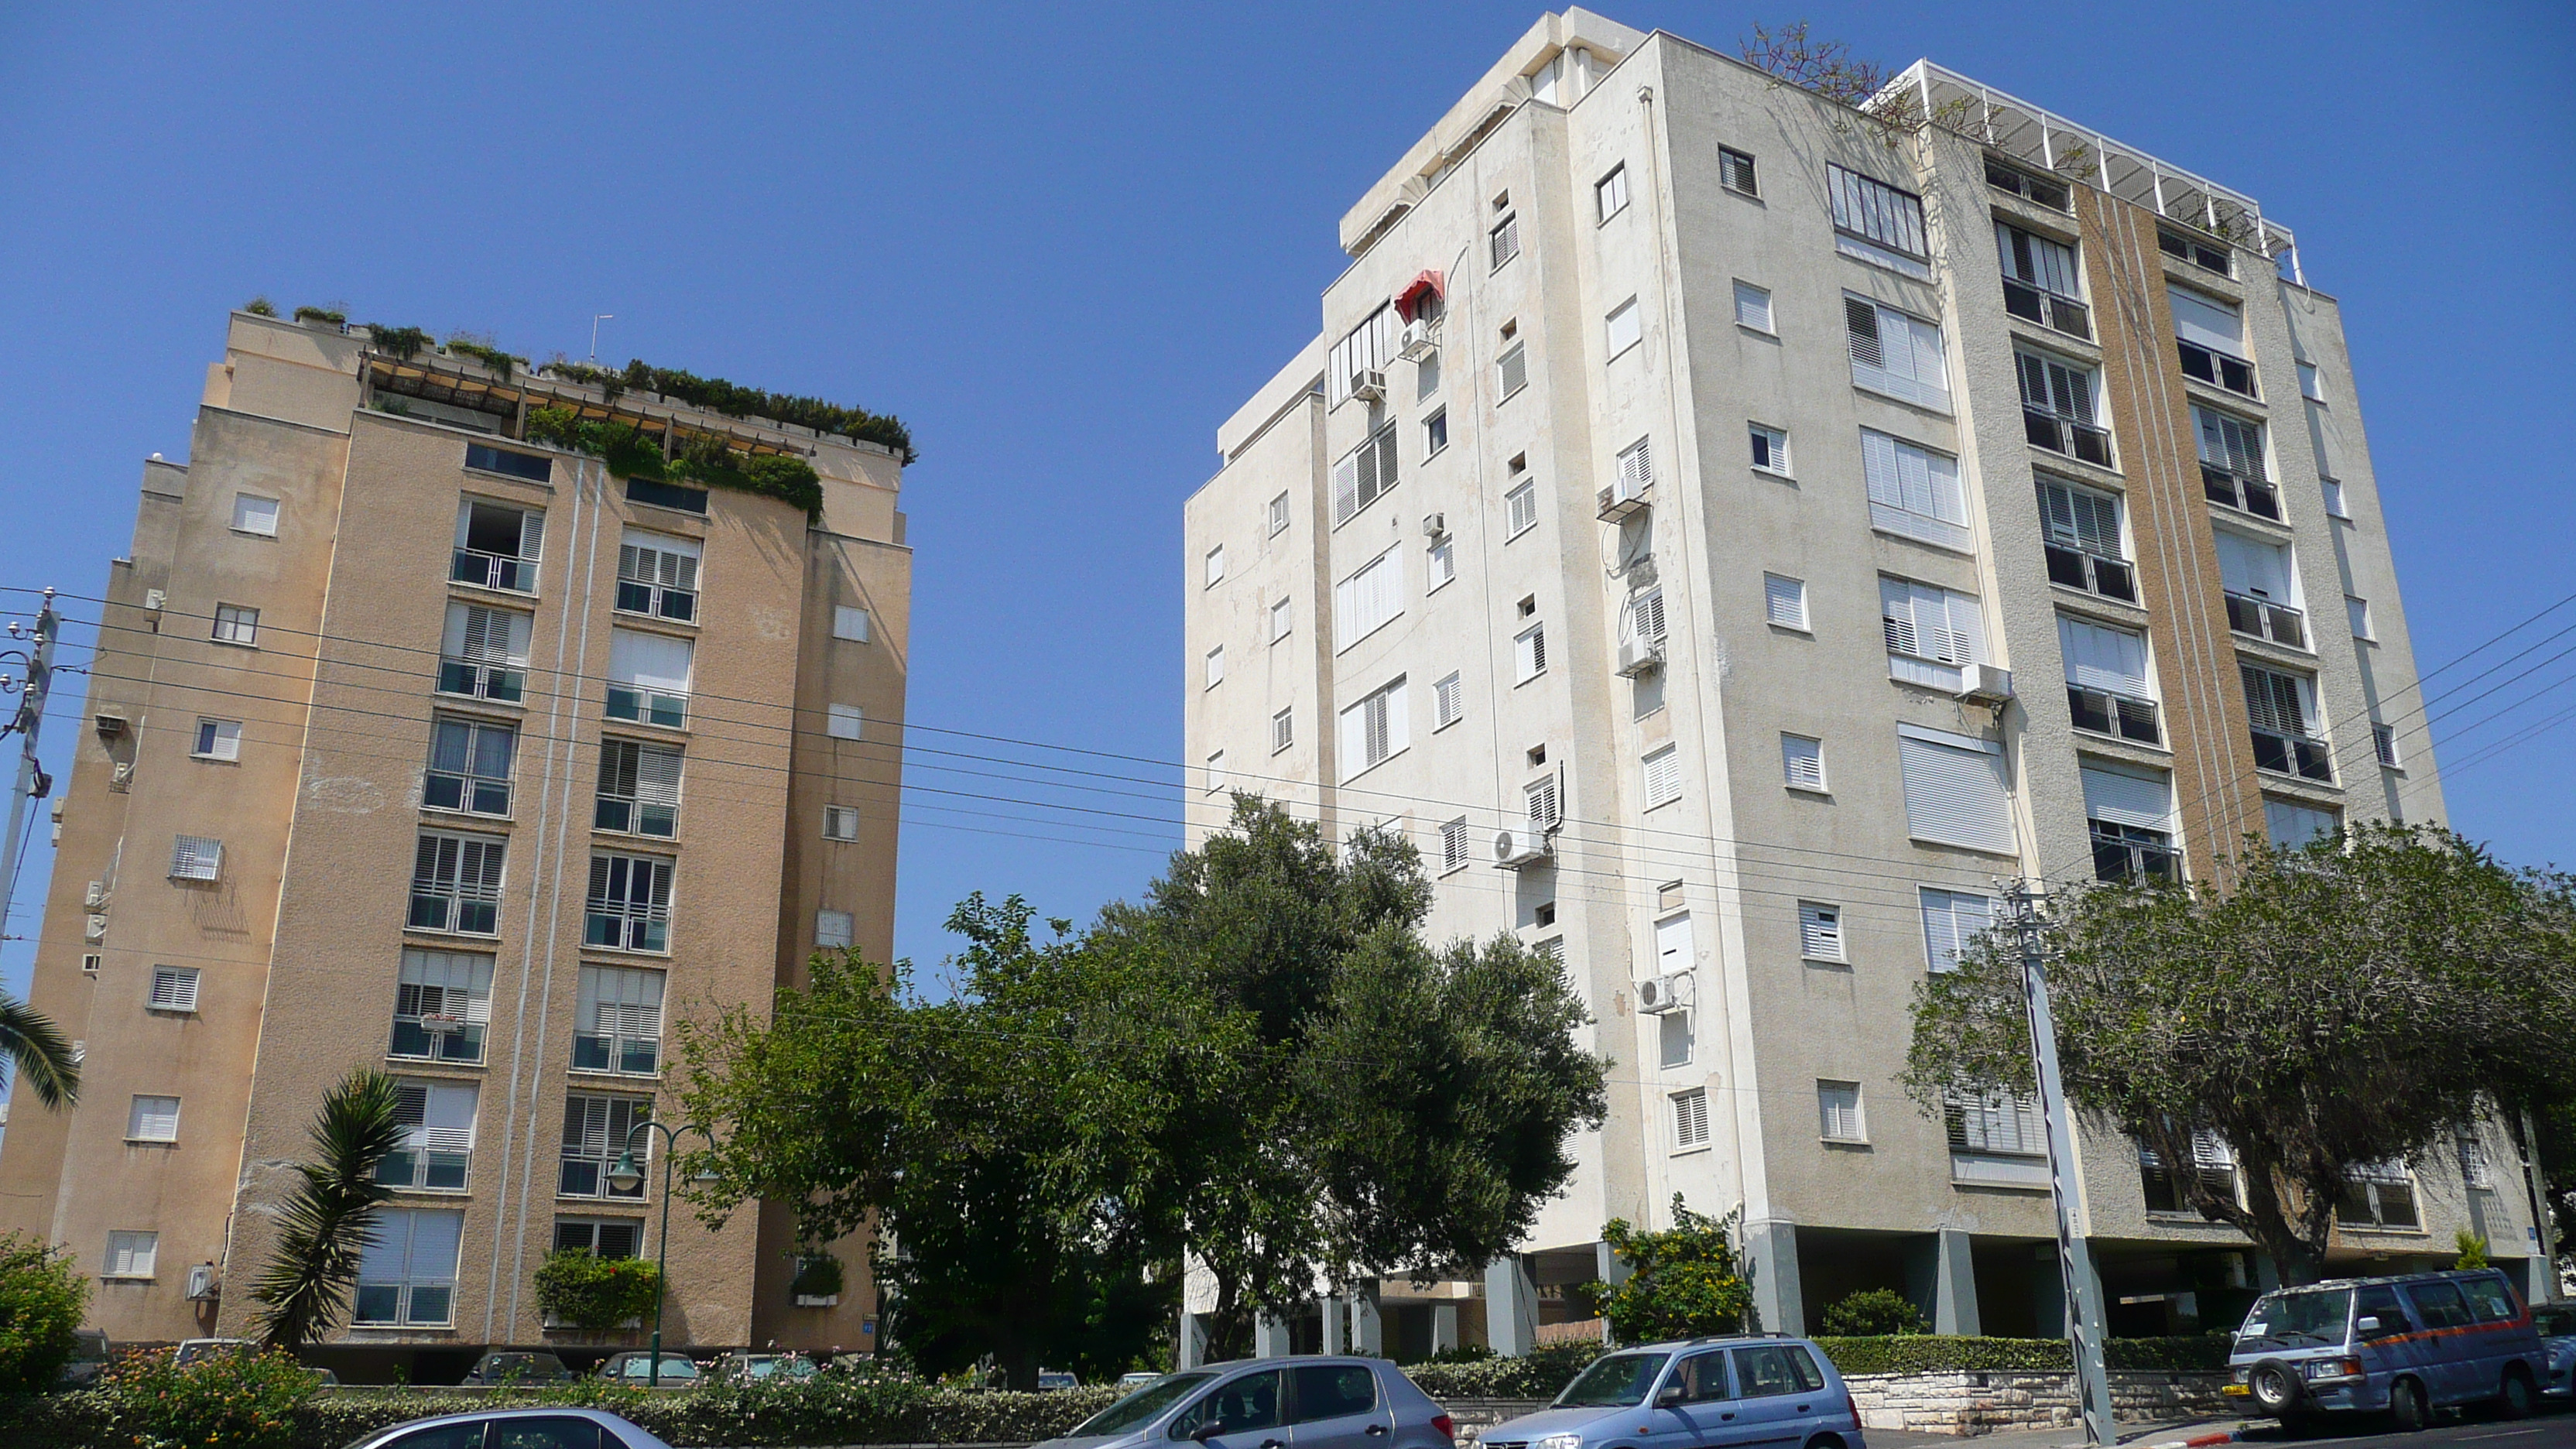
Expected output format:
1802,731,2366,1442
1870,1419,2256,1449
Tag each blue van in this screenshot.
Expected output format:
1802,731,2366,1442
1479,1337,1865,1449
2224,1267,2546,1429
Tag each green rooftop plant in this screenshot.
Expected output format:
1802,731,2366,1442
364,324,432,361
293,305,348,325
610,358,915,463
533,1248,662,1331
444,334,527,381
523,406,825,519
242,296,279,317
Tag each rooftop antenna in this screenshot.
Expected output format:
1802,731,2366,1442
588,314,615,365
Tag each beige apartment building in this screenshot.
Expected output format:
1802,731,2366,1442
1183,11,2547,1357
0,310,909,1375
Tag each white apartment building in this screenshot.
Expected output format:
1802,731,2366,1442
1182,11,2540,1355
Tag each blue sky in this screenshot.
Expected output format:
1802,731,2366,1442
1,2,2570,1011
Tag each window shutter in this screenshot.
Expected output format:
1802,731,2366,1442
1632,587,1667,645
2266,799,2339,848
1525,777,1559,830
827,704,865,739
2167,286,2244,355
1619,437,1652,492
1499,344,1527,397
1896,724,2015,854
1797,903,1842,959
609,629,693,694
1764,574,1806,629
1331,454,1361,525
1781,735,1824,790
151,966,198,1011
2057,616,2153,698
2214,530,2292,599
1673,1088,1710,1146
1434,671,1462,727
1919,889,1992,974
2195,407,2266,481
1842,298,1882,368
1440,817,1469,871
632,746,681,808
170,834,222,880
1733,281,1771,331
1643,745,1682,808
1860,430,1903,510
2080,762,2176,834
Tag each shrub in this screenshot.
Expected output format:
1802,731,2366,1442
243,296,279,317
0,1233,88,1392
2454,1230,2489,1269
364,324,432,361
533,1249,663,1331
1588,1195,1754,1345
1818,1287,1927,1338
1398,1341,1599,1399
790,1253,844,1300
444,336,526,381
97,1345,317,1449
523,406,827,519
293,305,347,325
1812,1334,2231,1376
610,358,916,464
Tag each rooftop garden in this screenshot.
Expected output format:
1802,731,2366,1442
522,406,826,519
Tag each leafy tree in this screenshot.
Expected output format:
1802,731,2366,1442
0,988,79,1110
251,1067,405,1348
1818,1287,1928,1337
1906,824,2576,1285
1586,1196,1755,1343
0,1233,88,1392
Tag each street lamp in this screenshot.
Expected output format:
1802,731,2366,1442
607,1118,714,1388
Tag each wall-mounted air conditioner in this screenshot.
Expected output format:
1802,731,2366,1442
1958,663,2015,704
1616,635,1665,678
1423,512,1447,539
186,1263,221,1301
1636,974,1690,1014
84,914,108,944
1596,474,1651,522
1349,370,1387,403
1492,827,1553,868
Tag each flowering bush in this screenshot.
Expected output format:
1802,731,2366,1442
533,1249,662,1331
0,1233,89,1392
95,1345,318,1449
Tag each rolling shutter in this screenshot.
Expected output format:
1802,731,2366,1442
2057,616,2153,698
1897,724,2015,855
2080,762,2175,833
2167,286,2244,356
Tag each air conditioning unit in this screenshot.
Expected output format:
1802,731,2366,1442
1616,635,1665,678
1492,827,1553,868
144,590,166,613
1596,474,1651,522
419,1013,467,1036
1397,319,1437,361
1349,369,1387,402
1636,974,1689,1014
1423,512,1447,538
84,914,108,944
186,1263,221,1302
84,880,107,909
1958,663,2016,704
95,711,130,739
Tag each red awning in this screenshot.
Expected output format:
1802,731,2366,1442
1394,269,1447,322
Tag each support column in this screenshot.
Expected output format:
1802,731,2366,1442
2031,1244,2065,1337
1934,1228,1982,1336
1255,1313,1292,1358
1485,1257,1537,1356
1431,1303,1460,1355
1746,1221,1804,1335
1321,1293,1348,1355
1350,1281,1384,1357
1177,1310,1209,1369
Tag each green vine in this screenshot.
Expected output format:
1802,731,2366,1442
445,334,528,381
364,324,432,361
605,358,913,464
523,406,825,519
533,1249,663,1331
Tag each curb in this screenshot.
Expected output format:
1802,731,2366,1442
2129,1430,2245,1449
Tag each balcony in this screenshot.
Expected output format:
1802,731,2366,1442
606,687,687,728
2044,544,2136,602
437,658,524,704
615,578,697,622
2091,823,2180,882
451,548,536,594
2203,464,2281,521
2180,342,2257,398
2003,279,2091,341
2225,592,2306,649
2025,409,2113,468
375,1146,469,1191
2068,686,2163,745
2252,726,2334,783
574,1032,660,1076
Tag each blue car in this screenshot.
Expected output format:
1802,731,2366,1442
1033,1357,1457,1449
1480,1338,1864,1449
2224,1267,2547,1429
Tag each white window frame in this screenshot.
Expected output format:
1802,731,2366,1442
2347,596,2374,641
1268,492,1291,536
827,703,865,740
383,1079,480,1192
822,805,860,841
584,851,673,955
1896,722,2017,856
1204,751,1227,796
1269,597,1292,644
1817,1081,1867,1142
1327,305,1397,409
1919,887,1992,974
127,1094,181,1142
1879,577,1988,690
1513,622,1547,683
1718,146,1759,197
1642,745,1683,810
354,1208,463,1327
594,738,682,839
1204,546,1225,588
2298,361,2325,402
1763,573,1808,632
1440,817,1470,874
425,714,517,818
231,492,280,536
605,627,693,728
1433,670,1463,730
1797,902,1845,962
816,909,855,950
454,497,545,594
616,529,701,622
104,1230,159,1280
149,964,201,1013
1827,164,1930,277
574,964,666,1077
1605,297,1643,359
1337,677,1408,782
1861,429,1970,551
1749,423,1790,476
1734,279,1773,334
439,602,532,704
1333,545,1405,649
1270,707,1293,754
832,605,872,642
392,948,494,1064
1497,341,1528,401
1672,1088,1711,1151
191,718,242,761
1427,536,1455,591
1844,295,1951,410
1423,406,1447,460
169,834,222,882
1504,481,1538,540
559,1094,652,1200
1781,734,1826,793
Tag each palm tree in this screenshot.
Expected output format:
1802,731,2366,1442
252,1067,405,1350
0,987,78,1109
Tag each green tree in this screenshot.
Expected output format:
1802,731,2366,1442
0,1233,89,1392
1906,824,2576,1286
250,1067,406,1348
0,988,79,1110
1587,1197,1755,1343
1818,1287,1928,1337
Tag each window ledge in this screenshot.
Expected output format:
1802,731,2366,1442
463,464,560,490
2230,632,2315,668
447,580,540,602
100,1274,156,1283
1671,1143,1714,1157
1751,464,1796,482
1800,954,1848,967
2070,728,2174,759
1849,380,1954,419
2005,321,2102,361
2250,768,2344,800
2026,444,2126,485
1869,522,1974,557
2048,584,2150,625
143,1006,199,1017
1821,1136,1873,1149
209,638,261,652
611,609,699,629
1738,324,1779,341
122,1137,180,1147
1338,745,1410,786
1785,784,1832,799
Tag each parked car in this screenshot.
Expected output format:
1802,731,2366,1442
464,1351,576,1386
594,1351,701,1386
337,1405,671,1448
2533,1300,2576,1402
2225,1267,2546,1428
60,1328,111,1386
173,1337,256,1366
1115,1371,1163,1391
710,1351,818,1383
309,1367,341,1386
1036,1355,1456,1449
1037,1370,1080,1391
1476,1337,1863,1449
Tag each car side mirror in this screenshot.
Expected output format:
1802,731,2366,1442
2357,1316,2380,1332
1656,1384,1687,1408
1191,1427,1220,1443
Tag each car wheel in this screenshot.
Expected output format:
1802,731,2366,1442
1803,1437,1845,1449
2249,1362,2303,1417
2498,1366,2535,1421
2389,1377,2428,1434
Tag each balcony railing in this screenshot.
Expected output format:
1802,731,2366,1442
451,548,536,594
2091,824,2180,882
2225,592,2306,649
594,793,677,838
389,1016,484,1064
425,769,510,817
574,1032,660,1075
2203,465,2281,520
2003,279,2091,341
437,658,524,704
375,1146,469,1191
2068,686,2163,745
2044,543,2136,602
615,578,697,622
2179,343,2257,398
2025,409,2113,468
2251,726,2334,782
606,687,687,728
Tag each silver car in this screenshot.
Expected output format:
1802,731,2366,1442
1034,1358,1455,1449
340,1406,672,1449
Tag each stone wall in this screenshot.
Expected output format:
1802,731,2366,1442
1844,1369,2233,1437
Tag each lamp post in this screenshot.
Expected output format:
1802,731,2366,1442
605,1118,713,1387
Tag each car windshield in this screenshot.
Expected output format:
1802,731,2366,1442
2239,1287,2352,1348
1555,1352,1670,1408
1075,1371,1214,1435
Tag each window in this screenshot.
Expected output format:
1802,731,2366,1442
1427,536,1454,589
2339,1161,2420,1229
2322,478,2349,519
1919,888,1992,973
2036,479,2135,601
231,492,279,536
827,702,865,740
606,629,693,727
1490,207,1520,270
2158,227,2232,276
2084,763,2179,882
2060,615,2162,745
1997,222,2090,339
379,1081,478,1191
1733,280,1773,333
1797,902,1843,961
1778,733,1826,793
1736,422,1786,476
1763,574,1808,631
1947,1089,2044,1156
1199,545,1227,591
1271,707,1293,754
574,964,664,1075
1327,306,1398,408
1204,751,1226,795
1623,586,1667,658
1844,297,1950,409
425,716,516,817
213,603,259,646
438,603,531,703
1440,817,1470,873
1525,776,1560,831
1643,745,1683,810
1656,1086,1711,1153
585,853,673,953
1898,724,2016,855
554,1218,642,1259
817,909,855,949
169,834,223,881
1718,146,1759,197
1985,156,2071,211
2374,722,2400,769
1817,1081,1865,1141
2297,361,2324,402
2195,406,2276,519
2242,664,2331,781
2139,1131,2238,1212
127,1094,180,1142
1333,546,1405,648
2263,798,2340,850
149,965,200,1012
1860,430,1969,550
392,948,492,1062
1513,623,1547,683
1504,481,1538,539
838,602,878,644
627,476,708,514
192,718,242,760
2171,285,2256,396
1434,671,1463,728
353,1208,462,1326
1596,164,1629,221
594,739,681,838
2018,351,2112,467
1267,493,1292,537
1497,341,1528,400
1422,408,1447,459
1203,648,1225,690
1827,165,1930,277
1337,677,1407,780
104,1231,158,1279
1879,577,1987,690
452,498,544,594
2347,596,2374,641
1533,935,1564,966
1417,350,1441,401
1605,297,1643,358
410,833,505,935
2215,530,2304,646
1291,1364,1379,1426
465,441,553,482
1331,421,1401,526
822,805,860,841
615,530,700,622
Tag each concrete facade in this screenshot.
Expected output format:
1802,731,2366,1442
0,311,908,1371
1183,11,2534,1345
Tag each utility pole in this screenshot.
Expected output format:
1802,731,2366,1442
2007,881,2115,1447
0,591,61,940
